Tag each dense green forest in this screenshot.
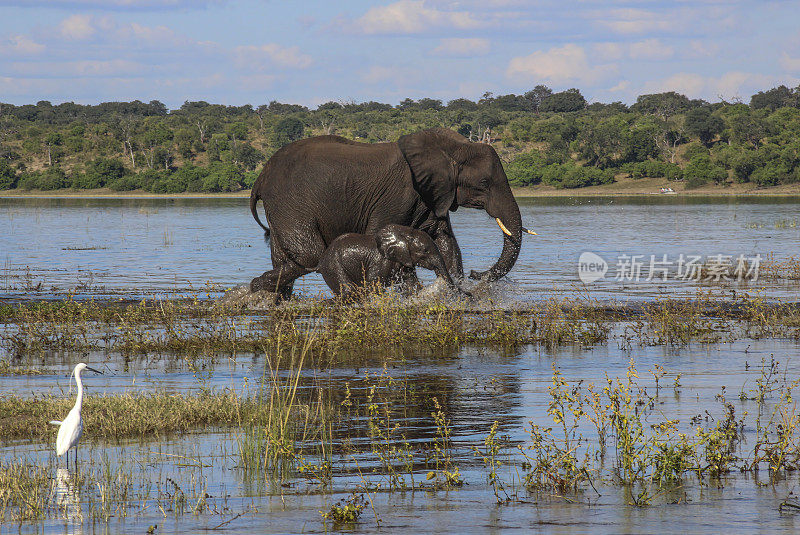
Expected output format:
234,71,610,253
1,84,800,193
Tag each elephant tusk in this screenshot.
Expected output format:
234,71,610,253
496,218,512,237
522,226,538,236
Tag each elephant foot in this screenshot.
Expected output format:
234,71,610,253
469,269,488,281
250,274,271,293
250,272,297,301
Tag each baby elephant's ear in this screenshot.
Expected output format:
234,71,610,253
375,226,414,267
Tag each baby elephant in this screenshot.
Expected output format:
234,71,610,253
317,223,466,298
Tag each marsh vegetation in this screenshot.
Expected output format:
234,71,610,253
2,289,800,531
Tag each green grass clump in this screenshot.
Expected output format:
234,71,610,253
0,360,42,375
0,463,50,522
0,390,273,441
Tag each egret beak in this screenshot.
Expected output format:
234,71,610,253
495,218,512,237
521,226,538,236
85,366,103,374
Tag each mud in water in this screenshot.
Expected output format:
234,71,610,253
215,284,278,309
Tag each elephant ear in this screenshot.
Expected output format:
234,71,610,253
375,227,414,268
398,129,463,218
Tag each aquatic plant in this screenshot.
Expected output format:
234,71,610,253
320,493,366,525
473,421,511,503
425,397,463,489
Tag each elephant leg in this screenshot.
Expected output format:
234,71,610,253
321,263,355,297
432,218,464,280
250,261,308,300
250,239,312,300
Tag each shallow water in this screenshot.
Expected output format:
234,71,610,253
2,196,800,533
1,196,798,301
4,332,800,533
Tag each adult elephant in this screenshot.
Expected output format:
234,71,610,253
249,128,523,300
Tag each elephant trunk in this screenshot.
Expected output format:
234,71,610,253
470,185,523,282
433,259,460,290
417,252,456,288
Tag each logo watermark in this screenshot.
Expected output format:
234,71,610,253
578,252,609,284
577,253,762,284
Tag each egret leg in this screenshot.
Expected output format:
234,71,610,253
75,445,78,471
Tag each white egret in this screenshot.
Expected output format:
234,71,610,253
49,363,103,469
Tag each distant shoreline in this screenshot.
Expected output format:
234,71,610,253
2,177,800,199
512,176,800,197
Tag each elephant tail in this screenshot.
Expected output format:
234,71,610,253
250,189,270,237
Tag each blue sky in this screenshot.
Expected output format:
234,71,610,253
1,0,798,109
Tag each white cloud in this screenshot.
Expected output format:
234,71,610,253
56,14,186,47
608,80,630,93
596,8,679,35
0,0,224,9
121,22,186,45
361,65,398,84
642,73,708,98
593,42,624,61
780,52,800,73
234,44,312,70
359,65,423,92
594,39,673,61
688,40,721,58
59,14,98,40
237,73,278,89
355,0,481,34
0,34,45,55
431,38,489,57
628,39,674,60
507,44,617,85
10,59,145,77
641,71,789,100
0,75,71,97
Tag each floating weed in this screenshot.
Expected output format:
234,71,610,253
321,493,366,526
695,402,739,479
7,350,800,523
762,253,800,280
6,291,800,524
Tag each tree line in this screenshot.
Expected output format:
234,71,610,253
1,84,800,192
